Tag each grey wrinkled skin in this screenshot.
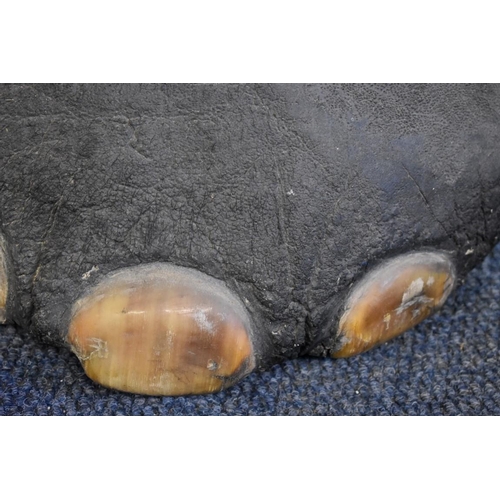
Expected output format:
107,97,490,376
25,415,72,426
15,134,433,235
0,84,499,372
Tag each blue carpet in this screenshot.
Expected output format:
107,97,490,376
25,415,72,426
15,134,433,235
1,243,499,415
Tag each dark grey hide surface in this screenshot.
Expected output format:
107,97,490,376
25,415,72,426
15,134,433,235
0,84,499,373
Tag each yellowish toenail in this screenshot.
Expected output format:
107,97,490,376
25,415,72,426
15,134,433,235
68,264,255,396
332,252,456,358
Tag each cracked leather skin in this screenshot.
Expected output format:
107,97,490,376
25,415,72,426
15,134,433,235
0,84,499,370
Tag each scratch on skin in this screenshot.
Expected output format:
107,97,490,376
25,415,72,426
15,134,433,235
274,162,293,284
30,194,65,287
127,117,152,161
400,163,457,245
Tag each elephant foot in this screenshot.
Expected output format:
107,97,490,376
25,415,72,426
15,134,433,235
58,251,455,396
0,244,460,397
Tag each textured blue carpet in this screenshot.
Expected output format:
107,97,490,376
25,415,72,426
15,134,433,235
1,243,499,415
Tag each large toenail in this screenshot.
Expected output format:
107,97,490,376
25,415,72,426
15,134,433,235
67,264,255,396
0,236,9,323
332,251,456,358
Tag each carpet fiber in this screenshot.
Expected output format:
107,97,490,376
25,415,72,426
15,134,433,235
1,243,499,416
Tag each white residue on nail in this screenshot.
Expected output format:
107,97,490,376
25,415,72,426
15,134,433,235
192,309,215,334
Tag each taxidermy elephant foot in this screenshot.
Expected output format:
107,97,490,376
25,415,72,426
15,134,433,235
20,252,455,396
1,84,499,396
67,252,456,395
